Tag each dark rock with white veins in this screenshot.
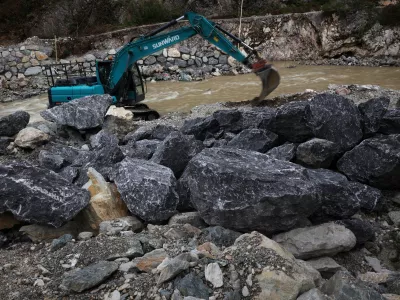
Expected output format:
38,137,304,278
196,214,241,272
181,116,220,141
337,134,400,189
151,131,204,177
358,97,390,136
296,138,341,168
305,93,363,151
179,147,320,234
306,169,361,222
112,158,178,223
379,109,400,134
266,143,297,161
0,161,90,227
121,140,161,160
226,128,278,153
269,101,313,143
40,95,112,130
348,181,384,212
0,111,30,137
124,125,178,143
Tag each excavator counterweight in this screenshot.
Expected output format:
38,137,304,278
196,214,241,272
46,12,280,119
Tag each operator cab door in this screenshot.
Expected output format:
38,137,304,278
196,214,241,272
126,63,145,105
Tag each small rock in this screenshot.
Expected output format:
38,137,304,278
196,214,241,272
306,257,343,279
273,223,356,259
133,249,167,273
242,286,249,297
168,212,207,228
297,288,327,300
226,128,278,153
14,127,49,149
365,256,382,272
205,263,223,288
175,273,210,299
158,255,190,284
34,279,45,287
296,138,340,168
78,232,94,240
266,143,297,161
389,211,400,226
51,234,73,252
0,111,30,137
60,261,118,292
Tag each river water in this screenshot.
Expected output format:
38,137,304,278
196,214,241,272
1,62,400,122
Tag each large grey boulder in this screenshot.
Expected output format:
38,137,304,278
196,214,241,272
358,97,390,136
321,271,386,300
266,143,297,161
121,140,160,160
226,128,278,153
306,169,361,221
112,158,178,223
40,95,113,130
124,125,178,143
61,261,118,292
273,223,356,259
296,138,340,168
181,116,220,141
151,132,204,178
212,109,243,133
179,147,320,234
379,109,400,134
0,161,90,227
305,94,363,151
269,101,313,143
337,134,400,189
0,111,30,137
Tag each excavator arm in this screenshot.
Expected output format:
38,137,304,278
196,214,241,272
107,12,280,100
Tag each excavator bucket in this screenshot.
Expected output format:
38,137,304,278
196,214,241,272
255,65,281,100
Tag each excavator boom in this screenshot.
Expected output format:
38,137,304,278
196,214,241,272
107,12,280,101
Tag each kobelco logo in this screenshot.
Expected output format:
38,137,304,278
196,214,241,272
152,35,180,49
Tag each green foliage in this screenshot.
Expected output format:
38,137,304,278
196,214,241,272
378,2,400,26
125,0,184,26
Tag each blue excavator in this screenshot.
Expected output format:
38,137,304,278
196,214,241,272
47,12,280,120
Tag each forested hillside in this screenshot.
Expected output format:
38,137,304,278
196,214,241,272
0,0,398,43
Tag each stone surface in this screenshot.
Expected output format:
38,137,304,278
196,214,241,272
226,128,278,153
41,95,113,130
121,140,160,160
389,211,400,226
168,212,207,228
306,168,361,221
158,255,191,284
201,226,241,247
19,222,79,242
269,101,313,143
39,150,65,171
133,249,167,273
297,288,328,300
0,110,30,137
175,273,209,299
0,162,90,227
78,232,94,240
380,109,400,134
124,125,177,143
151,131,204,177
99,216,143,235
305,93,363,150
348,181,384,212
179,147,320,234
273,223,356,259
321,271,386,300
0,137,13,155
337,134,400,189
205,263,223,288
60,261,118,292
24,66,42,76
358,97,390,135
296,138,340,168
14,127,49,149
306,257,343,279
266,143,297,161
112,158,178,223
336,219,376,245
51,234,73,252
81,168,129,230
181,116,220,141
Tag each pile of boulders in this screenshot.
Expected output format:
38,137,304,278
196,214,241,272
0,87,399,299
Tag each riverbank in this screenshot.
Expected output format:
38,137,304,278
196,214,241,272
0,84,399,299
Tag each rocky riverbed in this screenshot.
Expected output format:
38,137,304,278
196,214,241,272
0,84,400,300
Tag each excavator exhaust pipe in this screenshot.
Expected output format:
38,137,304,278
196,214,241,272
255,65,281,100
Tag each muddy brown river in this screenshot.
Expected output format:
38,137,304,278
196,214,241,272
1,62,400,122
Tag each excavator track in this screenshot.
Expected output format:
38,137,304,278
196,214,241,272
124,104,160,121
